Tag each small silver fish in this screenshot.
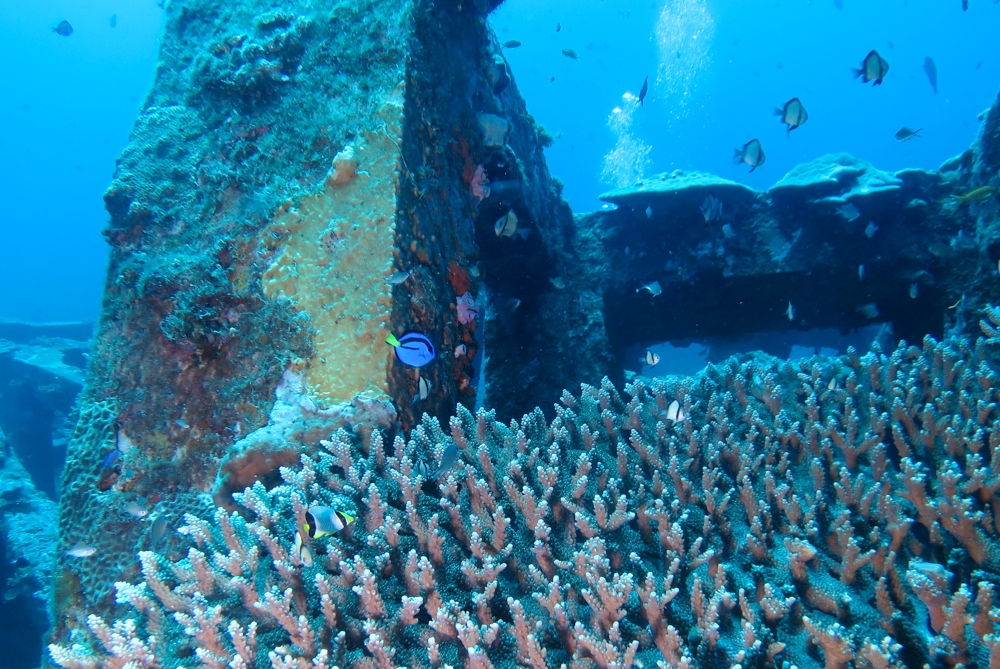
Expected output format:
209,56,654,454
787,302,795,321
909,283,919,299
550,277,566,290
415,456,432,479
895,127,923,141
503,298,522,312
645,350,660,366
124,501,148,518
775,97,808,136
412,376,431,404
293,530,313,567
700,193,723,222
858,264,865,281
65,545,96,558
837,203,861,222
149,513,168,549
386,271,411,285
432,443,459,480
733,139,765,172
666,400,685,423
857,303,880,319
495,210,529,239
637,281,662,297
722,223,735,238
865,221,879,238
646,205,653,219
853,49,890,86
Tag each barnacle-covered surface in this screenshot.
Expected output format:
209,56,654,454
48,321,1000,668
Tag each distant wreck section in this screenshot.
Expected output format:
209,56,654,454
580,89,1000,371
49,0,600,644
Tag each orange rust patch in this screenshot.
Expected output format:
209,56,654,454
447,262,470,295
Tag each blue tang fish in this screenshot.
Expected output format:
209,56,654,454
386,332,436,367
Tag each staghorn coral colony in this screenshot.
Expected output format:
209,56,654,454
47,309,1000,668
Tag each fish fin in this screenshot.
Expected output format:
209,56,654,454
517,227,532,240
851,67,863,79
787,126,791,138
386,334,400,347
732,149,743,164
749,164,757,173
773,107,784,116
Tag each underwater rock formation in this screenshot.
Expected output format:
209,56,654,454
0,320,90,498
0,426,58,669
47,327,1000,669
584,88,1000,367
50,0,599,649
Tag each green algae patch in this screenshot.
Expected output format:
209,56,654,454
263,96,404,407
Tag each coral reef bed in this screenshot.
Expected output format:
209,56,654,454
48,312,1000,668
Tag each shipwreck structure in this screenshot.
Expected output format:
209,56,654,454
42,0,1000,664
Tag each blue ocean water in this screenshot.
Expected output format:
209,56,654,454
0,0,996,323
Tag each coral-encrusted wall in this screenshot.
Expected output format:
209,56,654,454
49,0,594,646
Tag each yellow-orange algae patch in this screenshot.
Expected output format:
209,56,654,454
262,97,403,407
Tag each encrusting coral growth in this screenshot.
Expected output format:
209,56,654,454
48,311,1000,668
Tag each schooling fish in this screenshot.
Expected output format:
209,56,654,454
503,40,521,48
303,506,354,539
923,57,938,94
412,376,431,404
637,281,662,297
386,332,436,367
774,97,808,136
431,443,459,480
895,127,923,141
733,139,765,172
953,186,997,204
53,20,73,36
644,350,660,367
787,302,795,321
865,221,879,238
385,271,411,285
562,48,578,60
639,76,649,107
853,50,890,85
550,277,566,290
